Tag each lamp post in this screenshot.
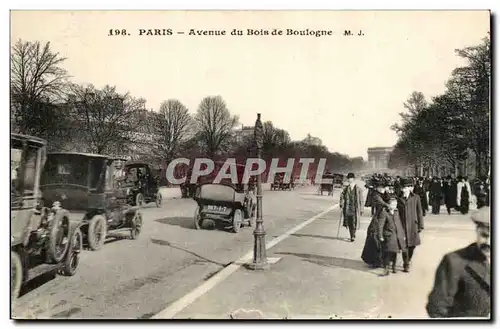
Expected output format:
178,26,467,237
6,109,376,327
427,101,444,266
248,113,269,270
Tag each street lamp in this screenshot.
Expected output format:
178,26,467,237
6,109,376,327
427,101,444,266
248,113,269,270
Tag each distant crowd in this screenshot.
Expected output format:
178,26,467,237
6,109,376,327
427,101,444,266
364,174,490,216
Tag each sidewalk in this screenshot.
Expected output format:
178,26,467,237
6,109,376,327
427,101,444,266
172,208,477,319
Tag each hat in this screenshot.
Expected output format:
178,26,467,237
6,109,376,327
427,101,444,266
471,207,490,226
374,179,386,188
401,178,414,187
347,173,355,179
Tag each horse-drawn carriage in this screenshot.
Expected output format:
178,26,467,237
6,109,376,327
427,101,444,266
11,134,83,301
40,152,143,251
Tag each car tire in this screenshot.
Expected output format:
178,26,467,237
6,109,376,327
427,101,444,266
61,227,82,276
47,209,71,264
232,209,243,233
130,212,143,239
11,251,23,301
194,206,203,230
88,215,107,251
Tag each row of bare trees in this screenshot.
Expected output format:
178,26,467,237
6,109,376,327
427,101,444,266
11,39,365,173
388,35,490,178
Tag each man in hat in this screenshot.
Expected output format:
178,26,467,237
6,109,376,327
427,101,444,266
339,172,364,242
442,175,455,215
426,207,491,318
397,178,424,272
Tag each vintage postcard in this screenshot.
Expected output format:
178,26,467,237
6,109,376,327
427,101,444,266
10,10,491,320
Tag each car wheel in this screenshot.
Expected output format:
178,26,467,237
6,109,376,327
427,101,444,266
47,209,71,264
130,212,143,239
88,215,107,251
11,251,22,301
232,209,243,233
61,227,83,276
194,206,203,230
136,193,144,207
155,192,162,207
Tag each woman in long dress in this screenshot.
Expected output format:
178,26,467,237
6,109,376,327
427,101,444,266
361,179,390,268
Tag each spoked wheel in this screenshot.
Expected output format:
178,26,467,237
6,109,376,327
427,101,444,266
136,193,144,207
88,215,107,251
47,210,71,264
232,209,243,233
130,212,143,239
193,206,203,230
155,192,162,207
11,251,22,301
61,227,83,276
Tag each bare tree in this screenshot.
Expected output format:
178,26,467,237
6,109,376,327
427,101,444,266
10,39,70,139
67,84,146,154
194,96,239,158
151,99,193,162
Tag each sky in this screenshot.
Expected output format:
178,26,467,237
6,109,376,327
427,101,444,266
10,10,489,159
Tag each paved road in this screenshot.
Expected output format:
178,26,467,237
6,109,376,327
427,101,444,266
12,184,342,319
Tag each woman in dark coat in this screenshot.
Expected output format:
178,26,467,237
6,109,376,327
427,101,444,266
378,197,407,276
413,178,428,216
361,180,389,268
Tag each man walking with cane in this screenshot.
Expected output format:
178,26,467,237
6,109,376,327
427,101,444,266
339,173,364,242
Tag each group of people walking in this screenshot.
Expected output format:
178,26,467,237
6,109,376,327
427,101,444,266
337,172,490,317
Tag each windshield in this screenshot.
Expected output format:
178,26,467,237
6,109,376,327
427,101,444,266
11,144,40,197
41,155,90,187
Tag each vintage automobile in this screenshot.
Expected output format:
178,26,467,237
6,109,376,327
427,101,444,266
333,173,345,188
121,160,162,207
270,173,293,191
318,173,334,196
40,152,143,251
193,182,256,233
11,134,83,301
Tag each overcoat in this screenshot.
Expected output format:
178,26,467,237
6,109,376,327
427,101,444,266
427,243,491,318
397,193,424,247
377,208,407,253
339,184,364,230
413,184,428,210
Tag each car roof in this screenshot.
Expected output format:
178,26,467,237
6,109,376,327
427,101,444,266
47,152,111,159
11,133,47,147
124,160,150,167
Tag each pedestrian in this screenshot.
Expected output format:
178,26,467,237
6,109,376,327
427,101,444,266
397,178,424,273
339,172,364,242
394,176,402,197
474,178,488,209
364,178,375,216
442,175,455,215
456,176,472,215
361,179,389,268
429,177,443,215
413,178,428,216
377,197,407,276
426,207,491,318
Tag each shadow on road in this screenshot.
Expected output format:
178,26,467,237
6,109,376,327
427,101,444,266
291,233,351,242
275,252,376,275
155,216,220,230
150,238,227,267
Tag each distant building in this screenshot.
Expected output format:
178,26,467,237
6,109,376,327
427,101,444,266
367,146,394,169
233,124,254,144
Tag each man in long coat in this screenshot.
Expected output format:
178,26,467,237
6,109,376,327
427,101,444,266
397,178,424,272
442,175,455,215
339,172,364,242
427,207,490,318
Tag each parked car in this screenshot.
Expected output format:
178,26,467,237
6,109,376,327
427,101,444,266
40,152,143,250
121,160,162,207
11,134,83,302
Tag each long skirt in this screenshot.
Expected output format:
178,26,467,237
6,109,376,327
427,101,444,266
361,217,382,267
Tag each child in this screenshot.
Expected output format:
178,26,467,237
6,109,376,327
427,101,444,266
377,197,407,276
